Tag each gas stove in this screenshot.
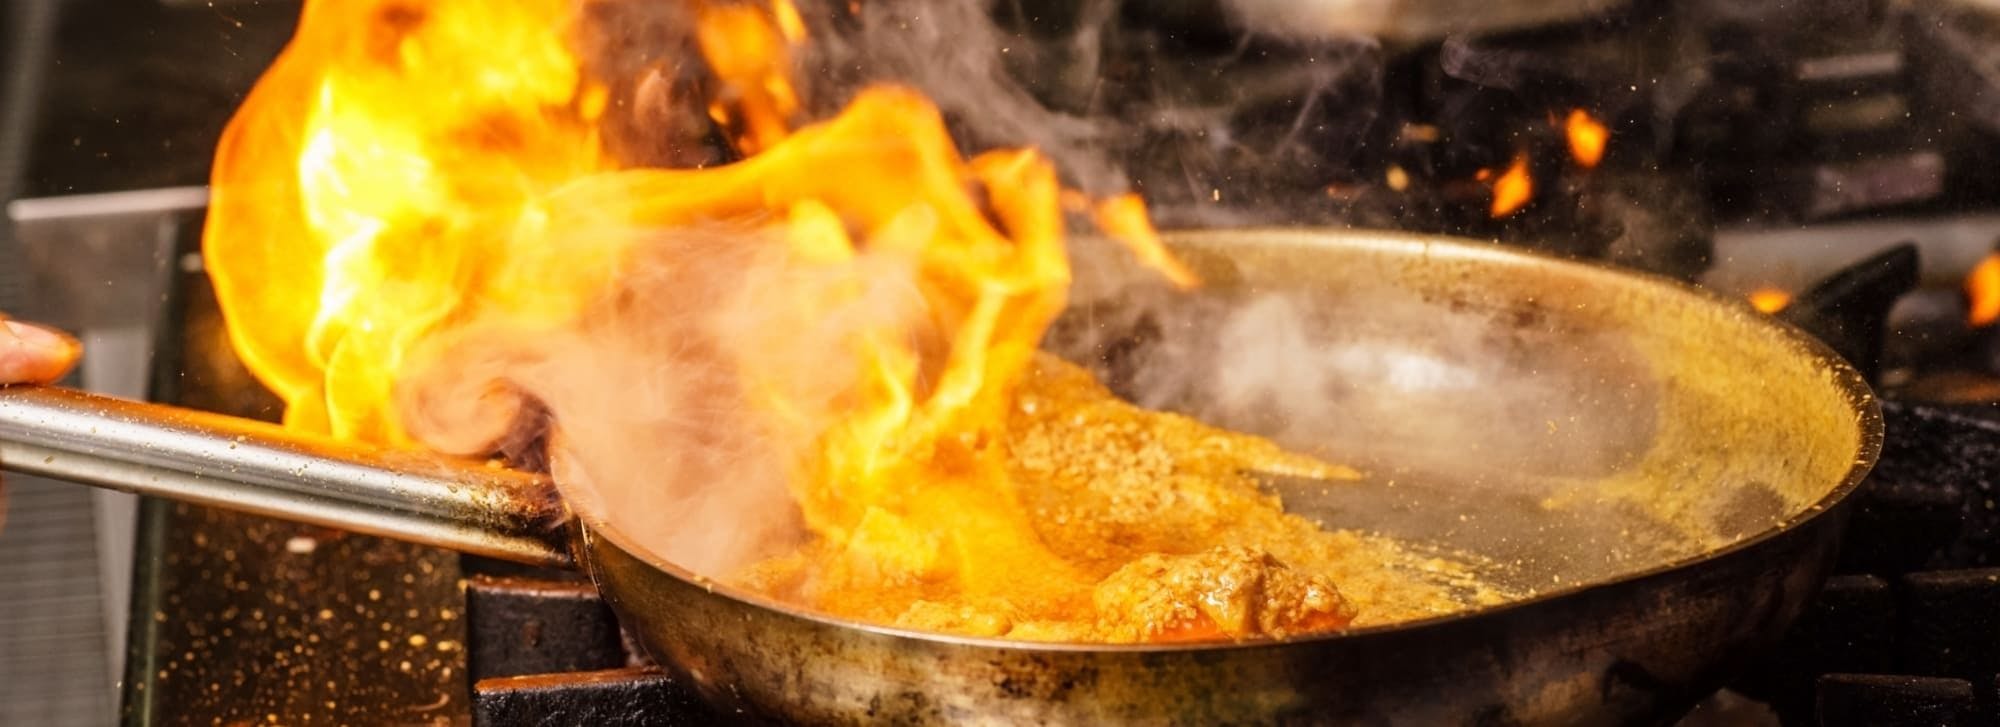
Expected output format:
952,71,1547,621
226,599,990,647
93,224,2000,727
14,0,2000,725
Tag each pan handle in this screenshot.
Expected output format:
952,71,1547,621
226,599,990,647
0,385,574,568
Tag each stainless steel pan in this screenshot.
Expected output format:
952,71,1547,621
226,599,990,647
0,229,1879,724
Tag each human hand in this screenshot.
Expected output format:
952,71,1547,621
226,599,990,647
0,318,79,384
0,318,78,531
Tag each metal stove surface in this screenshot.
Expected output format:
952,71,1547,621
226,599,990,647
127,504,471,725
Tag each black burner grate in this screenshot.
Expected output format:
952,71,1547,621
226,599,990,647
473,668,712,727
465,575,628,682
1816,674,1978,727
462,567,716,726
1731,400,2000,726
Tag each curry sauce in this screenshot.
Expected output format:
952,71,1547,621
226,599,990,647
736,355,1507,643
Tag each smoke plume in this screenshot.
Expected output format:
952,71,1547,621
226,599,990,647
398,219,946,575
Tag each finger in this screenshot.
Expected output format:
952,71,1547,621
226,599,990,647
0,320,82,384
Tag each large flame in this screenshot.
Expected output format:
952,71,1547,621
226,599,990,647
205,0,1192,598
205,0,609,442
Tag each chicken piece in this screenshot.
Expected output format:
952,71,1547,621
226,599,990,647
1005,355,1359,574
1090,545,1355,643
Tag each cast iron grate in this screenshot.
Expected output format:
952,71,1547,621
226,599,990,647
1731,400,2000,726
462,563,716,726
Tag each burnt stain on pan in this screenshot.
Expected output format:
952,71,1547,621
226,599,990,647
989,655,1100,702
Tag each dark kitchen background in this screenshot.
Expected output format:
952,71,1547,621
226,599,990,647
10,0,2000,724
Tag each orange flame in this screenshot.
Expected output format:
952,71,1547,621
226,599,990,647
1968,253,2000,327
1488,153,1534,218
204,0,608,442
1565,109,1609,169
696,1,802,155
203,0,1192,608
1747,288,1793,314
1071,191,1199,288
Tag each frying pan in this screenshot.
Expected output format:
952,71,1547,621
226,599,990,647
0,229,1878,725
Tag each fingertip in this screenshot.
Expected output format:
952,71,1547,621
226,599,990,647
0,321,81,384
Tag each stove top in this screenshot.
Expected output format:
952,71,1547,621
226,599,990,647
17,0,2000,724
97,211,2000,727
